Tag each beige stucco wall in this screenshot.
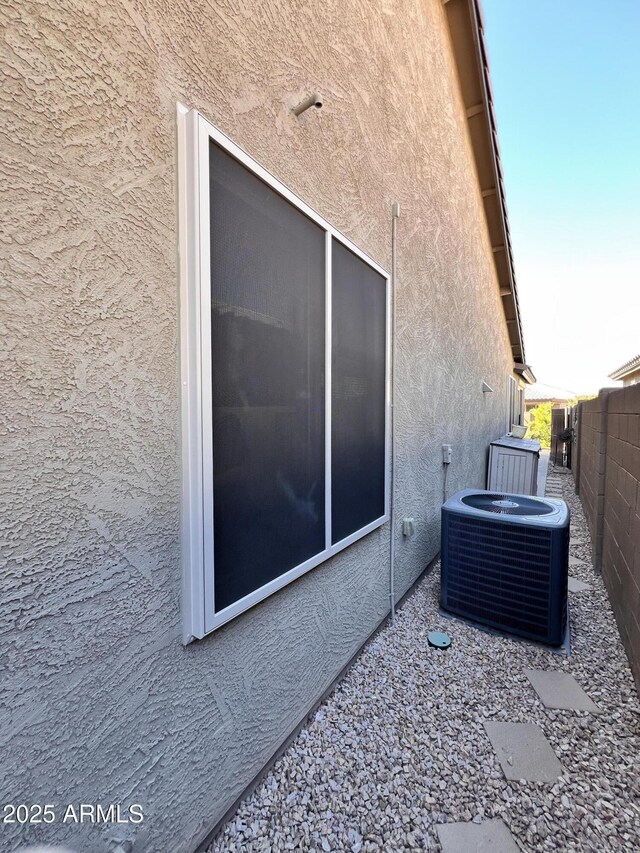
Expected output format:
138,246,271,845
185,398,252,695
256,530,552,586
622,368,640,386
1,1,515,851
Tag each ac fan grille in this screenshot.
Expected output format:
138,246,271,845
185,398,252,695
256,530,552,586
445,514,554,640
460,492,554,515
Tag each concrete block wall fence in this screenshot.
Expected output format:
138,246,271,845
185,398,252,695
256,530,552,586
575,385,640,691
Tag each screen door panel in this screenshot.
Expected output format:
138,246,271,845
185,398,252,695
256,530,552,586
331,239,387,545
209,141,326,612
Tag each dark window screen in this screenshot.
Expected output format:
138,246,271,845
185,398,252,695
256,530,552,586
331,239,387,544
209,142,325,612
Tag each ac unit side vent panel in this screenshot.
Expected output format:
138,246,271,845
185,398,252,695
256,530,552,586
446,515,551,629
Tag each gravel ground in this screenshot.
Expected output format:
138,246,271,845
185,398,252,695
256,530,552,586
209,470,640,852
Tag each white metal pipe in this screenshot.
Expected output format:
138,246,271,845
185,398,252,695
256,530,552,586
293,93,323,116
443,462,449,505
389,202,400,624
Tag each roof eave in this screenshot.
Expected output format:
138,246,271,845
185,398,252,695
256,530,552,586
608,354,640,381
514,363,536,385
443,0,527,366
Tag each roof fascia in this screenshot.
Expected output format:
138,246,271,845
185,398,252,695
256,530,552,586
443,0,526,365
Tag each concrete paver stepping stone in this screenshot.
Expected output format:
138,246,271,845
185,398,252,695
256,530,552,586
568,555,587,568
525,669,601,714
484,721,564,782
437,818,519,853
568,576,592,593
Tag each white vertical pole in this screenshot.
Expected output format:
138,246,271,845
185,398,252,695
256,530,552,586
389,202,400,624
325,231,332,551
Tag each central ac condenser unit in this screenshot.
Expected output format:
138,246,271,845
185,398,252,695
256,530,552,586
441,489,569,646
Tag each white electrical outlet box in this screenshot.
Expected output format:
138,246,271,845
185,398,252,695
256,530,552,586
402,518,415,537
442,444,452,464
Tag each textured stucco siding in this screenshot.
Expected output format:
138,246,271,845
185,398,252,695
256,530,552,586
2,1,515,851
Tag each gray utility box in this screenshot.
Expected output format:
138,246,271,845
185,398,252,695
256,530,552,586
487,435,541,496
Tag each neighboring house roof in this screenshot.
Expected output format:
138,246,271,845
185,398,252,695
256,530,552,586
444,0,526,367
609,354,640,381
525,383,577,403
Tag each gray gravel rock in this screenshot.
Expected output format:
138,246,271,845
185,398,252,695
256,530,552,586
209,469,640,852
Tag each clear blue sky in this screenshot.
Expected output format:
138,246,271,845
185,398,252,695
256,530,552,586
482,0,640,393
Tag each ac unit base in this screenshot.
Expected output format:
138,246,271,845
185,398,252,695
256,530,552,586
438,602,571,655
